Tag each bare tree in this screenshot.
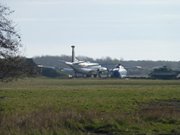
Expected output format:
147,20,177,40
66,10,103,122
0,4,37,80
0,4,21,58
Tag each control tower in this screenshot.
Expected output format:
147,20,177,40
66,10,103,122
71,46,75,62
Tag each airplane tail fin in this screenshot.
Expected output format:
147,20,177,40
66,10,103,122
74,57,79,62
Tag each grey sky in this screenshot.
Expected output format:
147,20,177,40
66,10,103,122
3,0,180,61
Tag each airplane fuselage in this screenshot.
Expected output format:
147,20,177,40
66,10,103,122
65,61,107,75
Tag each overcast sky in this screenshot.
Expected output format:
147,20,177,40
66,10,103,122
3,0,180,61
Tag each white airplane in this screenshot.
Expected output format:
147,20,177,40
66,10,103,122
65,59,108,77
62,46,108,77
111,64,127,78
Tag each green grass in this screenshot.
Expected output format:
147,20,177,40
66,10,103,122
0,78,180,135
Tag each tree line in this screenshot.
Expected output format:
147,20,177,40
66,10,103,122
33,55,180,77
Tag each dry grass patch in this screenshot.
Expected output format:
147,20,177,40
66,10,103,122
139,99,180,124
0,106,128,135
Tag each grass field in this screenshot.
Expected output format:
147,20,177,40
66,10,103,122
0,78,180,135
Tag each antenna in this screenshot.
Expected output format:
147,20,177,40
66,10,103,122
71,45,75,62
